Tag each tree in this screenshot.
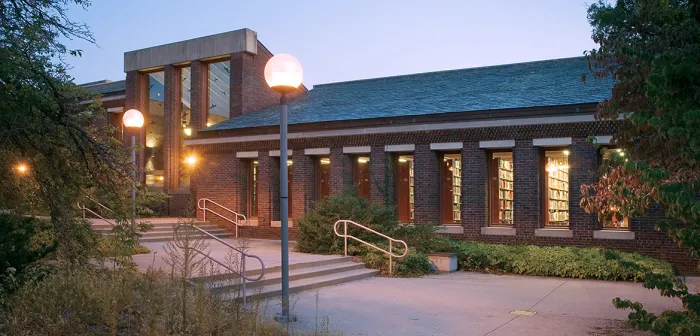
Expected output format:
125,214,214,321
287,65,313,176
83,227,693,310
581,0,700,334
0,0,133,260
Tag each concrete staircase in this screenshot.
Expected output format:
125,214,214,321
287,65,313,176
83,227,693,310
91,219,234,243
190,256,378,302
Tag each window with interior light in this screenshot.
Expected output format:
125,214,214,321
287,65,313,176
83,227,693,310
599,148,630,230
179,66,192,187
544,149,570,227
396,155,414,222
354,156,370,200
489,151,514,226
206,60,230,126
317,157,330,200
441,153,462,224
145,71,165,186
247,160,258,218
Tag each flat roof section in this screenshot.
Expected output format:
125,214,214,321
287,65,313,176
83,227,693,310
124,28,258,72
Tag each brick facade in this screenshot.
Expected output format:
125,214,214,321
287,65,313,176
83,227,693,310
190,120,698,274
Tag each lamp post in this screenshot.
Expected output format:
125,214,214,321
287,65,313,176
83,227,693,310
264,54,303,323
123,109,144,225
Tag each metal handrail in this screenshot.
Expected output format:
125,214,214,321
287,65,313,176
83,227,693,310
84,195,114,214
174,223,265,305
333,220,408,275
77,201,117,227
197,198,247,238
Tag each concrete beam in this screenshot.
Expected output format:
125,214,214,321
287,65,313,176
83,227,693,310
236,151,258,158
430,142,463,151
479,140,515,149
343,146,371,154
304,148,331,155
385,144,415,152
124,29,258,72
533,137,572,147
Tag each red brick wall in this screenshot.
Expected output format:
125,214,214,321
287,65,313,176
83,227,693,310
330,148,353,195
190,119,698,274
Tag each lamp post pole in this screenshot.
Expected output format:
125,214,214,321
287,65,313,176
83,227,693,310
279,92,290,319
264,54,302,324
131,133,137,226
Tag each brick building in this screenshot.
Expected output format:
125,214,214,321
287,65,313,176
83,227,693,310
85,29,695,274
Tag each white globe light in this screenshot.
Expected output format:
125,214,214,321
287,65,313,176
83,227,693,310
123,109,144,128
264,54,303,94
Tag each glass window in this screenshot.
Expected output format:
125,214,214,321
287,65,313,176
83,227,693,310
248,160,258,218
599,148,630,230
545,149,570,227
179,67,192,187
355,156,370,199
207,60,230,126
442,153,462,224
287,159,293,217
317,157,330,200
396,155,414,222
145,71,165,186
489,152,514,226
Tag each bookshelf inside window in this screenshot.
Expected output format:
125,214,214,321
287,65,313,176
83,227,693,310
490,152,514,226
544,150,570,227
442,153,462,224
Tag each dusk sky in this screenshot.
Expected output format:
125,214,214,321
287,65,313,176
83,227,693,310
66,0,598,88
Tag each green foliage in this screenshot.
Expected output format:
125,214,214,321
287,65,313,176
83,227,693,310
97,236,151,258
0,215,56,276
296,188,443,277
582,1,700,333
451,241,674,281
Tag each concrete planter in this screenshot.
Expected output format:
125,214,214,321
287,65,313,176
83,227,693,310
428,252,458,273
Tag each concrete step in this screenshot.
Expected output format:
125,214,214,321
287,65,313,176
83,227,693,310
91,221,212,230
221,267,378,302
94,225,223,234
191,256,355,283
204,261,367,295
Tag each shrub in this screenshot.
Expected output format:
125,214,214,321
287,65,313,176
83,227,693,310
296,188,440,277
97,236,151,257
451,241,674,281
0,214,56,279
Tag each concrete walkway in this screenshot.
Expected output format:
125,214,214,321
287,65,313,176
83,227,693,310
266,272,681,336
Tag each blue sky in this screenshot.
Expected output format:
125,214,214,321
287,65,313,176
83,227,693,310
66,0,598,88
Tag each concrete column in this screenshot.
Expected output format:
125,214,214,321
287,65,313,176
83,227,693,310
513,140,541,236
291,151,314,218
414,144,440,225
370,146,395,207
569,138,599,234
329,148,353,195
461,142,488,235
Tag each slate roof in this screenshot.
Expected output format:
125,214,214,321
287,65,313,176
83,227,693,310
206,57,612,132
81,80,126,95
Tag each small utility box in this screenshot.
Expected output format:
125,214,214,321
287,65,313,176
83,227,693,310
428,252,458,273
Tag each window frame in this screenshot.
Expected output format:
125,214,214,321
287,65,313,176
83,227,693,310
598,147,631,231
246,159,258,219
541,147,571,228
488,150,515,227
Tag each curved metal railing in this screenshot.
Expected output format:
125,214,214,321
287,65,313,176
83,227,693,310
197,198,246,238
333,219,408,275
174,223,265,305
77,197,116,227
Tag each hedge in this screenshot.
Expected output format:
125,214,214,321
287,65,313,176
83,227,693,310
450,241,674,281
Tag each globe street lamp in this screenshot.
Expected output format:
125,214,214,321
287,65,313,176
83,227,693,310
123,109,144,224
264,54,303,323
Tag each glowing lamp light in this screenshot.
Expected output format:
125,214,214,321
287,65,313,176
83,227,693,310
264,54,303,94
287,160,293,166
183,127,192,136
185,156,197,166
563,150,570,156
357,158,369,163
546,163,558,173
320,158,330,165
16,164,28,174
122,109,144,128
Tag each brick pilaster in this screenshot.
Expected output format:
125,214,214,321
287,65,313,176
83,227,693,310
329,148,353,195
124,71,146,182
513,140,541,236
462,142,487,235
569,138,599,235
163,65,181,191
194,152,245,223
414,144,440,224
189,60,207,136
257,153,274,227
370,146,394,207
291,151,314,218
229,53,246,118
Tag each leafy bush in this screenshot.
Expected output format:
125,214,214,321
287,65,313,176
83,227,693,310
0,215,56,279
296,189,441,277
97,236,151,257
451,241,674,281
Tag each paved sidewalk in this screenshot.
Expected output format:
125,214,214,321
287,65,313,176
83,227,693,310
265,272,681,336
